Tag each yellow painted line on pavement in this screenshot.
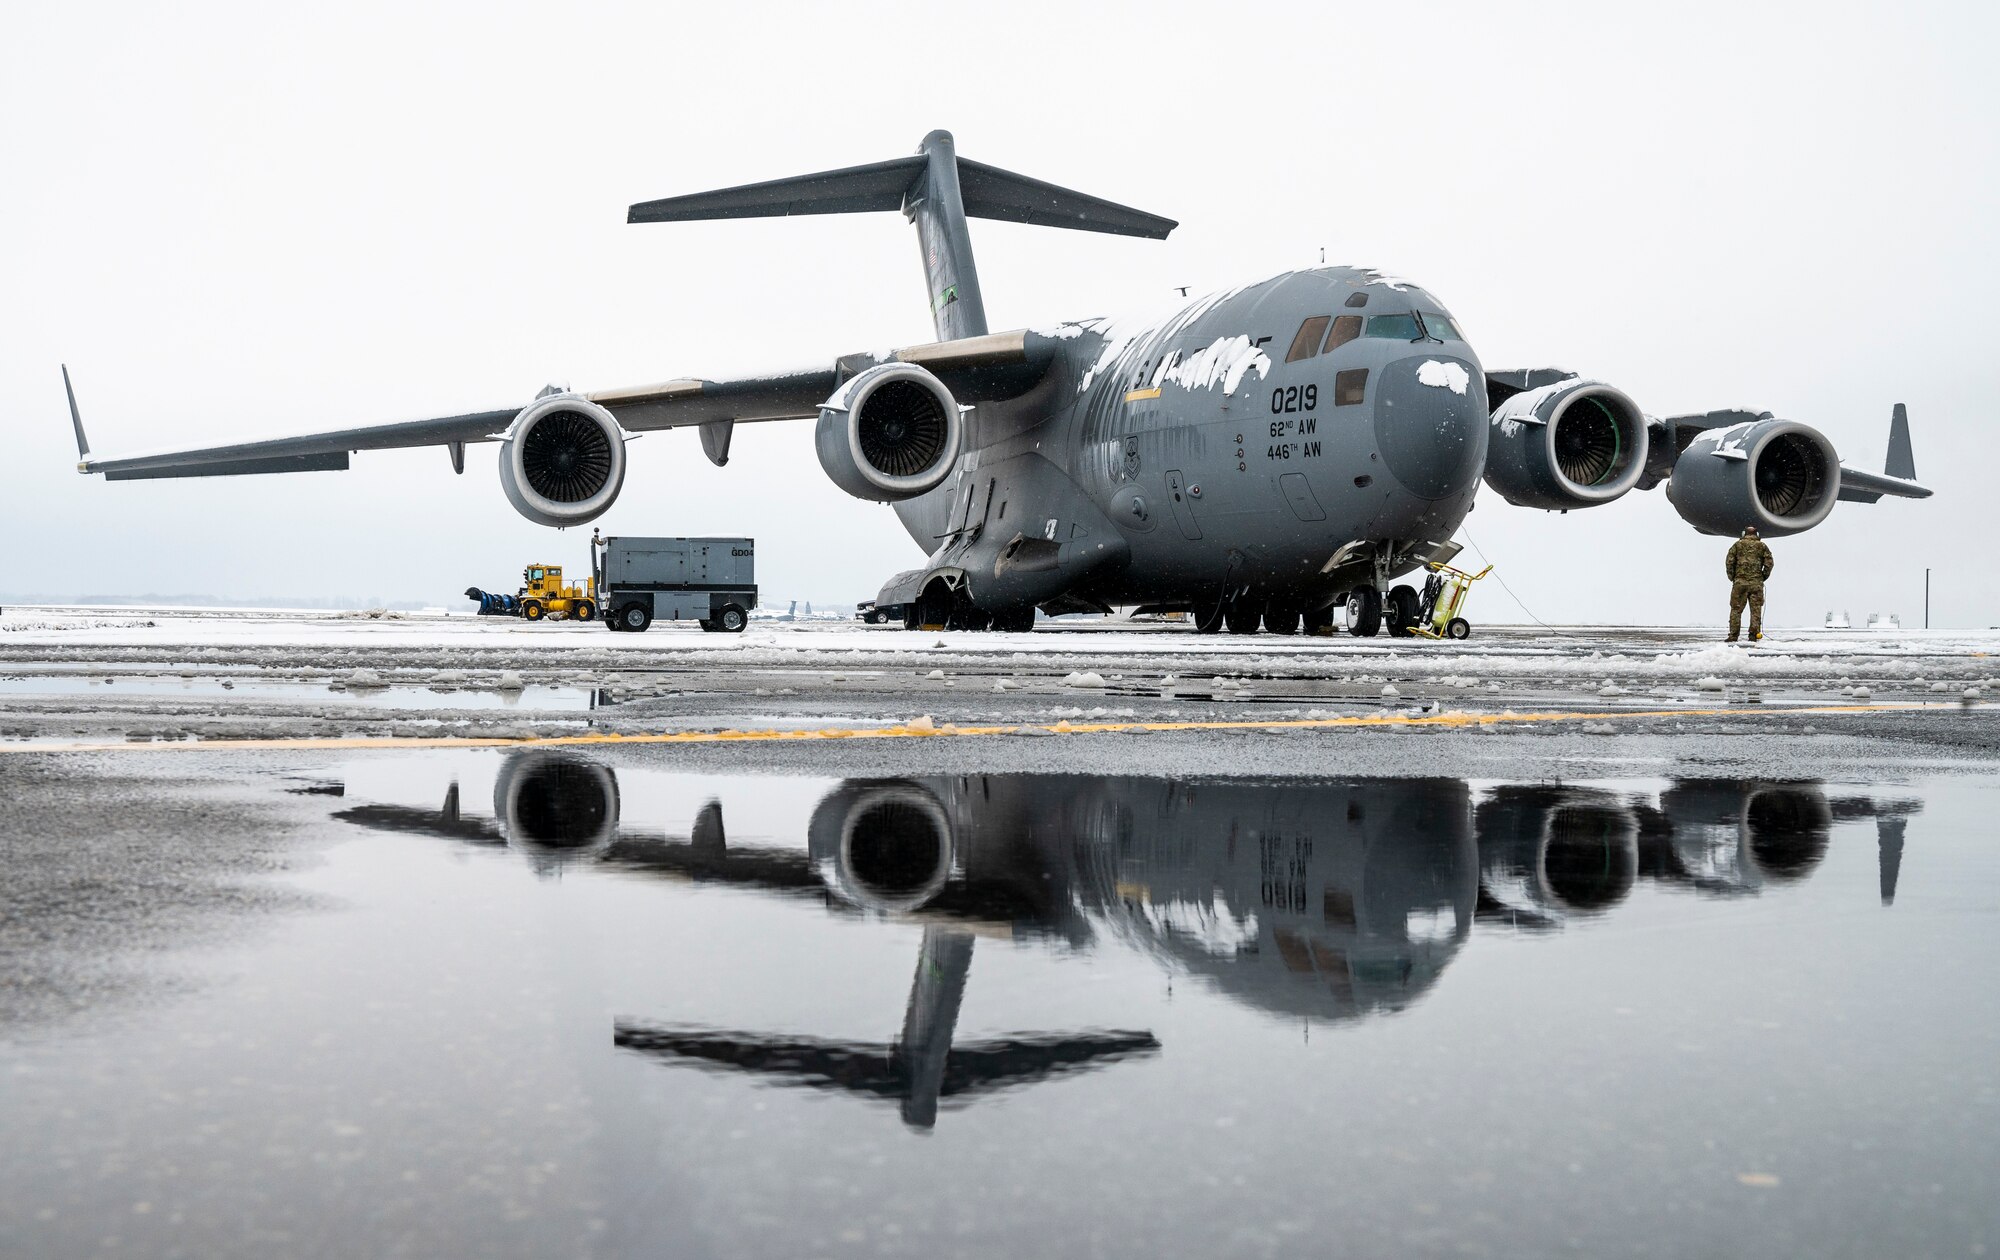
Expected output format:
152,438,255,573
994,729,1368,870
0,703,1945,754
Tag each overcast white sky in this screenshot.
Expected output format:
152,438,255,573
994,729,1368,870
3,1,1994,624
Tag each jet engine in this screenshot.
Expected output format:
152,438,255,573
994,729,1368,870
1664,419,1838,537
807,779,955,913
815,363,963,502
498,393,628,527
1657,781,1831,889
492,750,621,872
1476,785,1640,926
1483,378,1649,510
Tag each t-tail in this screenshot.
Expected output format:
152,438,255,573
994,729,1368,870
627,130,1176,342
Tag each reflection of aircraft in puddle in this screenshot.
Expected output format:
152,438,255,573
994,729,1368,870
334,757,1920,1126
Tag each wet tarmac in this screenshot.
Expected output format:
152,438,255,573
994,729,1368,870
3,610,1998,1256
2,741,1997,1259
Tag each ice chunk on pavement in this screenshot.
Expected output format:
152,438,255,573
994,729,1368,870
994,679,1019,691
494,670,524,692
347,668,384,688
1381,684,1400,698
1582,722,1617,735
1695,676,1727,692
926,669,947,680
904,715,937,733
1063,671,1108,688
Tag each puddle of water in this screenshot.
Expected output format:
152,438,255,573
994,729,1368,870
0,676,595,710
2,756,1994,1259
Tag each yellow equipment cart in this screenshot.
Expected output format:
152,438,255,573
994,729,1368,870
1411,562,1492,640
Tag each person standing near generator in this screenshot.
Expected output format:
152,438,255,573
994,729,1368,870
1725,525,1774,642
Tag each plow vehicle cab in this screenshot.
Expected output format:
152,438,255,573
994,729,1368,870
517,563,596,622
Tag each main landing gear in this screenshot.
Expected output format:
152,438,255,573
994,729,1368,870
1341,583,1420,638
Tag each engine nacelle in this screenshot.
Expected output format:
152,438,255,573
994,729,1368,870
1665,418,1837,537
815,363,962,503
492,750,620,874
1476,785,1640,924
498,394,627,527
1484,378,1649,510
807,780,955,913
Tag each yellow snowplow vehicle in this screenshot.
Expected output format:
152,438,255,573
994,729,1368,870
515,563,596,622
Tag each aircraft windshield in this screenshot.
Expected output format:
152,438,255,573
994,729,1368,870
1364,314,1423,340
1419,312,1464,341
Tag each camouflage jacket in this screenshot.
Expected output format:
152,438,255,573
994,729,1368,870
1725,536,1774,583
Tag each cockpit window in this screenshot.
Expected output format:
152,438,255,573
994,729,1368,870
1364,313,1423,340
1418,312,1463,341
1286,316,1331,363
1323,315,1362,353
1345,292,1368,308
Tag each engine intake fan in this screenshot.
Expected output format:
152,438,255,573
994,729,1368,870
1483,377,1649,511
1665,418,1837,537
815,363,963,502
499,394,627,527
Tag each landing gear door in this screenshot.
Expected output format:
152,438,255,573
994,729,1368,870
1164,469,1202,540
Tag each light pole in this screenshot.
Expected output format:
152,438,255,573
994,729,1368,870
1925,567,1931,630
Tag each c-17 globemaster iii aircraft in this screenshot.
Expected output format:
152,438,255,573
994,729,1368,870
66,130,1932,635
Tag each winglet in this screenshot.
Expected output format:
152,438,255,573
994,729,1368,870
62,364,91,469
1885,402,1915,481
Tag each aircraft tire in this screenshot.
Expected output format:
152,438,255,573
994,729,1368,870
1225,600,1262,635
1345,587,1382,637
1446,617,1472,640
992,607,1035,633
1386,585,1419,638
1264,601,1301,636
1193,598,1226,634
1303,604,1336,636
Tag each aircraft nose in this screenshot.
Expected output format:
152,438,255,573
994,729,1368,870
1372,355,1488,501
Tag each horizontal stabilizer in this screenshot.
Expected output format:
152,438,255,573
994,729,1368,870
956,158,1176,238
629,153,1175,238
628,156,926,223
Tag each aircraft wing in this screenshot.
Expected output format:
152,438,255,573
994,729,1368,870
65,330,1057,479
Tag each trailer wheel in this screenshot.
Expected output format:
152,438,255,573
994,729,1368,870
1446,617,1472,640
718,603,748,633
572,600,596,622
697,620,715,632
616,603,652,633
521,599,545,621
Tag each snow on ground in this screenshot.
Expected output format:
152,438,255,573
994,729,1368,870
3,604,1997,687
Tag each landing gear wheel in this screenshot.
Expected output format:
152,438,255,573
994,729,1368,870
1446,617,1472,640
1303,604,1336,636
993,607,1035,633
616,603,652,633
572,600,596,622
521,600,545,621
902,606,920,631
1225,599,1262,635
1194,598,1226,635
717,603,748,633
1345,586,1382,638
1386,584,1419,638
1263,601,1301,636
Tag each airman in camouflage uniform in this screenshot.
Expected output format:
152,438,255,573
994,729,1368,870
1725,525,1774,642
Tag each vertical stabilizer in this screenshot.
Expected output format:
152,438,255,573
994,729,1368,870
1885,403,1915,480
906,131,986,341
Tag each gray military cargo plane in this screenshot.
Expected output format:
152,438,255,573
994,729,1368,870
66,129,1932,635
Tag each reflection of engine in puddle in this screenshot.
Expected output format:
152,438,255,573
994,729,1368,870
493,750,620,873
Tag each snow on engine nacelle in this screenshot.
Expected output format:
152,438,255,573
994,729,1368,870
814,362,963,503
1483,377,1650,511
498,391,628,527
1665,418,1838,537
